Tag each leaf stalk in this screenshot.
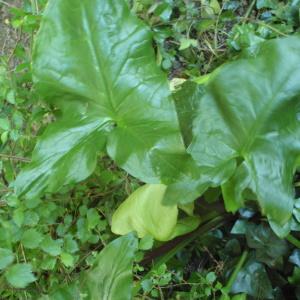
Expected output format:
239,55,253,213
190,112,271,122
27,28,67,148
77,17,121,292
220,250,248,299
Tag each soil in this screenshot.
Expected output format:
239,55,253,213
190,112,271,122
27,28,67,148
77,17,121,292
0,1,21,58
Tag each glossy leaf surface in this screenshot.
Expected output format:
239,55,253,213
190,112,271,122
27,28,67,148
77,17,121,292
15,0,195,198
188,36,300,227
15,117,108,198
81,234,138,300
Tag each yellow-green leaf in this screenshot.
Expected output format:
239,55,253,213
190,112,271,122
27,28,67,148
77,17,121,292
112,184,178,241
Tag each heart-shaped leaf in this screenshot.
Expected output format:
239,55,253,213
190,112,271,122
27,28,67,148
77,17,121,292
187,36,300,230
15,0,197,199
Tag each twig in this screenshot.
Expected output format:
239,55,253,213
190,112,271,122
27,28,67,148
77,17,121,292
0,0,16,8
0,153,31,162
157,285,164,300
240,18,289,37
255,20,289,37
242,0,256,24
287,234,300,248
0,187,12,193
214,3,225,50
7,28,23,65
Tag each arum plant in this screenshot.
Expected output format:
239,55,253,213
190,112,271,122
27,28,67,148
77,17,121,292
14,0,201,202
15,0,300,237
11,0,300,296
182,36,300,237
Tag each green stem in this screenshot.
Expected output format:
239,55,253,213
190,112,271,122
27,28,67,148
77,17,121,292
133,214,231,296
30,0,36,14
242,0,256,24
221,250,248,299
286,234,300,248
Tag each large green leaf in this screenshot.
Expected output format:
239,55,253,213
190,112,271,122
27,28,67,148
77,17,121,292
15,116,107,198
188,36,300,229
14,0,197,199
80,234,138,300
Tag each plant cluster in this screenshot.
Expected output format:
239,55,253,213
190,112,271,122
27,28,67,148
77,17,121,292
1,0,300,299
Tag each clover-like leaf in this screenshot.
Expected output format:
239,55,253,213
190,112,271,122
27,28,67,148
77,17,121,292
188,36,300,230
14,0,200,199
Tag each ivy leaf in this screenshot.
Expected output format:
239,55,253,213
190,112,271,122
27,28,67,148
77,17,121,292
4,263,36,288
80,234,138,300
231,259,273,299
245,223,288,268
15,0,196,199
188,36,300,230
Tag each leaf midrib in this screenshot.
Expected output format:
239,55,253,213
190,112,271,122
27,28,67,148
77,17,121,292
82,4,117,115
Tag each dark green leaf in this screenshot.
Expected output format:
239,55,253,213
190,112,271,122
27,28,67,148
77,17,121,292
231,260,273,299
288,267,300,285
15,0,198,200
245,223,288,267
231,220,248,235
188,36,300,232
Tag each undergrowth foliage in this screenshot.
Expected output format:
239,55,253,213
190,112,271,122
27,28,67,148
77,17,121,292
1,0,300,299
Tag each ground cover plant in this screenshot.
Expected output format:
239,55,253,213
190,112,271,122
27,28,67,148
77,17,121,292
1,0,300,299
